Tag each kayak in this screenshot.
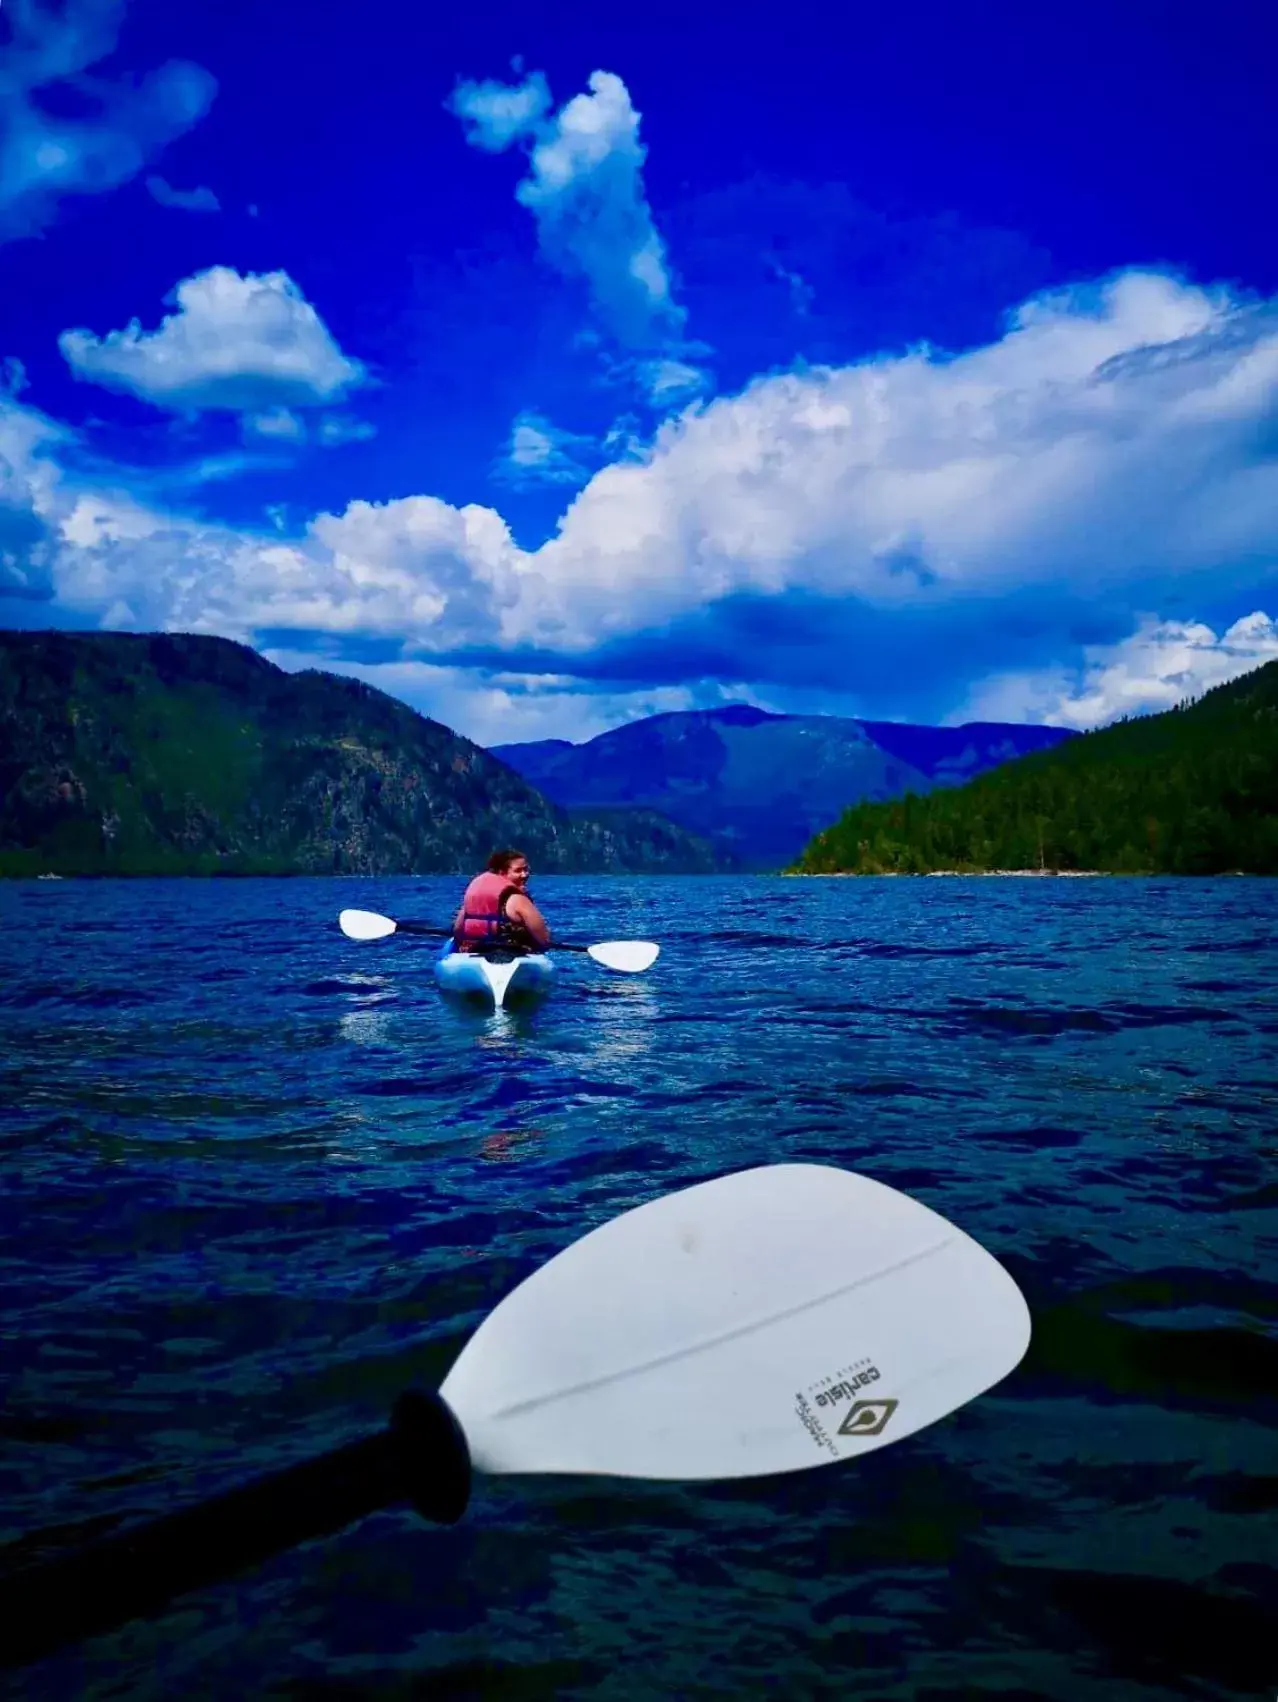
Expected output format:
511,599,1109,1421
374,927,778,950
434,943,555,1009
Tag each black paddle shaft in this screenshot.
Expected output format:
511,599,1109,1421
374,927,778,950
0,1389,471,1671
393,920,587,954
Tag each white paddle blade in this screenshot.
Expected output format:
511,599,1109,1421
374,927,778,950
585,940,660,973
339,908,398,942
440,1164,1030,1483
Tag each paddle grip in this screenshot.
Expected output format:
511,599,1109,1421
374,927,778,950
391,1385,473,1525
0,1389,471,1670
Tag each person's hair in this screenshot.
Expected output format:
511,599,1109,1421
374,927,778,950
487,847,527,874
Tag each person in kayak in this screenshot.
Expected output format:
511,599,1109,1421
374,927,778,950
452,849,551,956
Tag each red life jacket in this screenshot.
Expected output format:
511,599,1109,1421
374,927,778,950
455,870,520,951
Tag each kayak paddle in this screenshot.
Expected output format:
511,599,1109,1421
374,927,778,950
0,1164,1029,1669
338,907,660,973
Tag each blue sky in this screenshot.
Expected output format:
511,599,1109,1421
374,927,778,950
2,0,1276,745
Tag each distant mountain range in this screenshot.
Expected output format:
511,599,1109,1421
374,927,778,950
0,631,1085,877
492,705,1077,869
0,632,722,876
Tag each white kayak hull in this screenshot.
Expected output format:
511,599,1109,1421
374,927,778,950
434,946,555,1009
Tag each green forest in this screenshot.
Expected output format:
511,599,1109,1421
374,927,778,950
792,658,1278,875
0,631,723,876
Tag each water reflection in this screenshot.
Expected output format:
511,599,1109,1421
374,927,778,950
578,978,661,1065
478,1125,546,1162
333,971,400,1045
336,1006,395,1047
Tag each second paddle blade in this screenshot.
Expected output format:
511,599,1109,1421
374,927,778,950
440,1164,1030,1483
339,908,398,941
586,940,660,972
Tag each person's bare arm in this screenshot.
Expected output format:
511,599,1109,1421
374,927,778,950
506,892,551,949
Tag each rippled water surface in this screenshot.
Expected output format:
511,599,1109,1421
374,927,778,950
1,875,1275,1700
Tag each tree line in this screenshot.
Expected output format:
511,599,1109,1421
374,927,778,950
792,660,1278,875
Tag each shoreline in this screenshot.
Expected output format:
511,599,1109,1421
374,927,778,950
928,868,1106,877
785,868,1255,878
787,868,1110,878
5,866,1267,881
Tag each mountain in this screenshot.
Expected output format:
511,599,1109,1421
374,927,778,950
0,631,724,876
491,705,1076,869
794,660,1278,875
854,720,1077,784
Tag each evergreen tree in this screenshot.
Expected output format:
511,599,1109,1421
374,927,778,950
792,661,1278,875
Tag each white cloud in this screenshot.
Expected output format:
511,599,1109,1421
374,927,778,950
64,443,299,503
0,0,216,241
636,356,711,404
10,268,1278,736
0,386,62,598
448,70,551,151
168,450,296,487
497,412,593,487
522,269,1278,649
59,266,366,414
769,256,814,316
317,413,377,447
601,412,647,459
0,445,53,599
590,337,712,405
258,646,757,746
242,408,306,442
0,424,524,645
958,612,1278,729
453,68,685,353
38,488,522,652
146,175,220,213
236,406,375,455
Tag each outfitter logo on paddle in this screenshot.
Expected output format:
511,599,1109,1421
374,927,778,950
837,1398,898,1437
793,1358,897,1457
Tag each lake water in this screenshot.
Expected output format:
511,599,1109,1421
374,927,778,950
1,875,1275,1700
